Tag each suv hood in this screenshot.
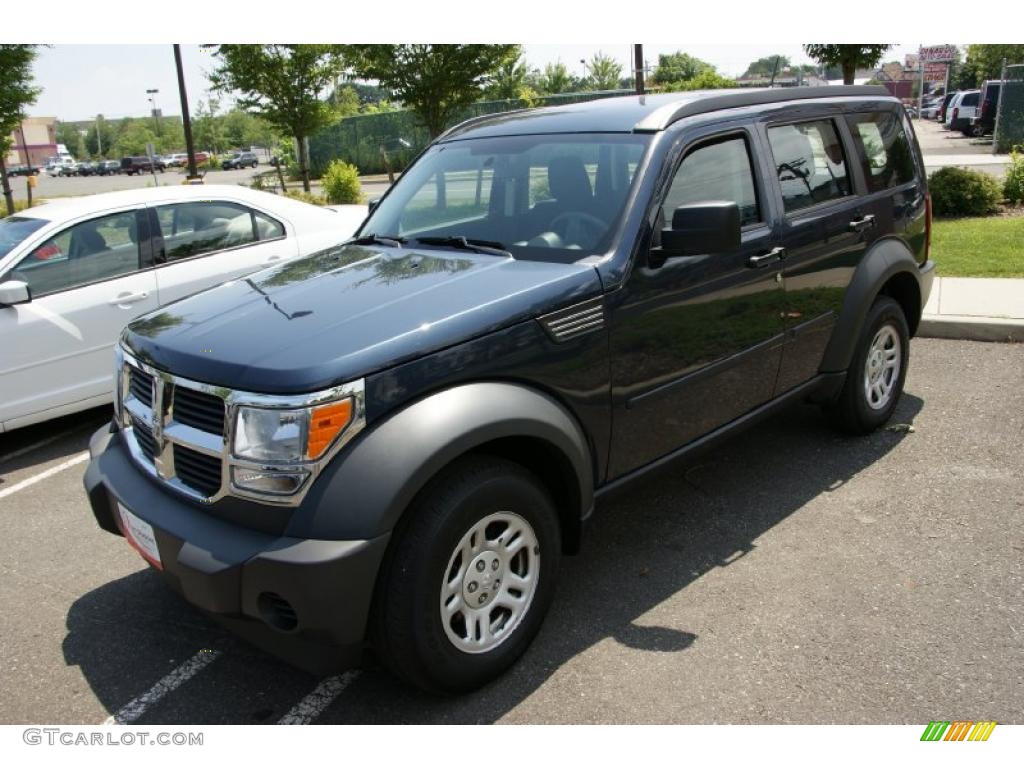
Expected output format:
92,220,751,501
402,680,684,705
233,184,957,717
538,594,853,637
123,243,602,393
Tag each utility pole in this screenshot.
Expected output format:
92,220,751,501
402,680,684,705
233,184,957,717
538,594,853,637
146,88,160,135
174,44,200,181
19,124,33,206
95,114,103,156
634,44,645,95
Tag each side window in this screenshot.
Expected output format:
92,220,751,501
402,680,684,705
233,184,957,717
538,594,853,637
847,111,916,192
253,211,285,240
767,120,851,213
12,211,140,297
663,135,761,227
155,201,257,262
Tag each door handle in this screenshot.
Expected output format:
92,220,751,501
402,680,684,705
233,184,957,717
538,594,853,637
747,247,786,268
108,291,149,306
849,214,876,232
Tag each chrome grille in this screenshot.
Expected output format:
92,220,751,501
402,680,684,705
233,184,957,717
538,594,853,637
132,417,158,461
173,445,222,498
129,367,153,407
173,387,226,434
116,348,366,507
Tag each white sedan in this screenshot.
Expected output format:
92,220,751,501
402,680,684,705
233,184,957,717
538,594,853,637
0,185,367,432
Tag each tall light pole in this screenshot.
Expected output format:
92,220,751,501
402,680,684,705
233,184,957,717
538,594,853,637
634,44,645,95
146,88,160,134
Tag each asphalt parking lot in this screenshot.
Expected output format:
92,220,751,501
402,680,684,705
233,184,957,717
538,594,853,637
0,338,1021,725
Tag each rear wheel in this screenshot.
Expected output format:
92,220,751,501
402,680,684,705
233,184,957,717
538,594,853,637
370,455,561,694
827,296,909,434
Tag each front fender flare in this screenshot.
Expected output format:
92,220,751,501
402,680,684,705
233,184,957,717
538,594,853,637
287,382,595,542
819,237,923,373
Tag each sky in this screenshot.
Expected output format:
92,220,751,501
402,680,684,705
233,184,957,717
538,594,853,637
30,43,923,122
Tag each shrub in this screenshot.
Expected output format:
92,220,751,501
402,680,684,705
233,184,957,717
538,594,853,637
1003,145,1024,204
321,159,364,204
1,198,44,217
284,189,327,206
928,166,1002,217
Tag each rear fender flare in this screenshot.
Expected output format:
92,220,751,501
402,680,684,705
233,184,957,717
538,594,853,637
820,237,922,373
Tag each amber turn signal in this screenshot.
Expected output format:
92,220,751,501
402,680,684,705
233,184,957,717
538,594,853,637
306,399,353,459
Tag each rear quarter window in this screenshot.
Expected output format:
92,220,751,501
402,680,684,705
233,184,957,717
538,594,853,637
846,111,917,192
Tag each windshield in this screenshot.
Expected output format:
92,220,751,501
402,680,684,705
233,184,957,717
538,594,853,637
0,216,48,260
361,133,651,263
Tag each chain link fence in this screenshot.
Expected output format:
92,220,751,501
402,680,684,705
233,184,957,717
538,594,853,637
309,90,633,176
994,63,1024,154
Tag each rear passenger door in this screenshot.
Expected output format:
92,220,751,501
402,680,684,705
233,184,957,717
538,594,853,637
760,113,868,393
150,200,297,305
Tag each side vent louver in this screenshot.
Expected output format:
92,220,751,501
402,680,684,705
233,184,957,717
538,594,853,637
538,297,605,343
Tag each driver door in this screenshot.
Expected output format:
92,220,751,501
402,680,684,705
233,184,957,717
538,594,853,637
607,129,787,479
0,208,158,428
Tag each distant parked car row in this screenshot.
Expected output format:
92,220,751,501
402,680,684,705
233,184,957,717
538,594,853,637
930,80,1005,137
26,151,262,180
6,164,41,177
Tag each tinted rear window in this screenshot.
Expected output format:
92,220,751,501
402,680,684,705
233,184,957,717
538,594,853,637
961,93,979,107
847,111,917,192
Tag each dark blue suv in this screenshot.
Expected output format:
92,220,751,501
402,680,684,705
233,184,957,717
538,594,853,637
84,86,934,693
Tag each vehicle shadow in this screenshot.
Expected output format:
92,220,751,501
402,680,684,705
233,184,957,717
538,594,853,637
0,406,109,482
63,394,922,724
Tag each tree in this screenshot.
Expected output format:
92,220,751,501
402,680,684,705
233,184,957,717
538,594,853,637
485,48,535,102
743,55,791,78
55,121,86,158
210,45,348,191
803,44,892,85
586,51,623,91
191,97,224,155
960,45,1024,87
110,118,158,157
651,52,716,85
85,116,116,158
346,45,519,138
536,62,576,95
0,45,40,214
663,69,737,92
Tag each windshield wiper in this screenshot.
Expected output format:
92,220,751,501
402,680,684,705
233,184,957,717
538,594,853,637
413,236,512,258
346,233,407,248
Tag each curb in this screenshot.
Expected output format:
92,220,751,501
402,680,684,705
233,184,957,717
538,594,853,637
918,316,1024,343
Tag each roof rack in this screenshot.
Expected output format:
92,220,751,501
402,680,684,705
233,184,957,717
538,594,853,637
632,85,891,132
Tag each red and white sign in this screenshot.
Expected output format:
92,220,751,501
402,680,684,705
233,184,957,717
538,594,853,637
924,63,948,82
919,45,957,63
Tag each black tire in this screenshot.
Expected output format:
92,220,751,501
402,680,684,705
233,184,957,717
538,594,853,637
370,455,561,694
827,296,910,434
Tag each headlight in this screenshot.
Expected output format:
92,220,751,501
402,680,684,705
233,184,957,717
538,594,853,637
232,397,353,466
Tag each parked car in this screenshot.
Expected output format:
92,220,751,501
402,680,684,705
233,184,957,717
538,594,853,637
6,164,39,177
946,90,980,134
971,80,1004,137
192,151,210,165
96,159,122,176
120,156,166,175
918,97,941,120
0,185,367,432
76,161,97,177
163,153,188,168
83,86,934,693
222,151,259,170
937,92,958,124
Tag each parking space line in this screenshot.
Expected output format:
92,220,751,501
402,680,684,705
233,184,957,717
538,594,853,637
102,650,222,725
277,671,360,725
0,451,89,500
0,429,76,467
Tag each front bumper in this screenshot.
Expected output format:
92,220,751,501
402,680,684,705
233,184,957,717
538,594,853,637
84,423,390,674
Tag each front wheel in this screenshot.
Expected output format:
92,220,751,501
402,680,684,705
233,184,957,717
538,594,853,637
370,456,561,693
826,296,910,434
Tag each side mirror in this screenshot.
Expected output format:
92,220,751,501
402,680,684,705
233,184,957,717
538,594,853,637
653,201,741,265
0,280,31,306
367,198,381,215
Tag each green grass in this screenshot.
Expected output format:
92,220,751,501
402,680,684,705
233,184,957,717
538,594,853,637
931,216,1024,278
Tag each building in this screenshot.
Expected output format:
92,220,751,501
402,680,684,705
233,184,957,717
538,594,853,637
4,116,58,168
